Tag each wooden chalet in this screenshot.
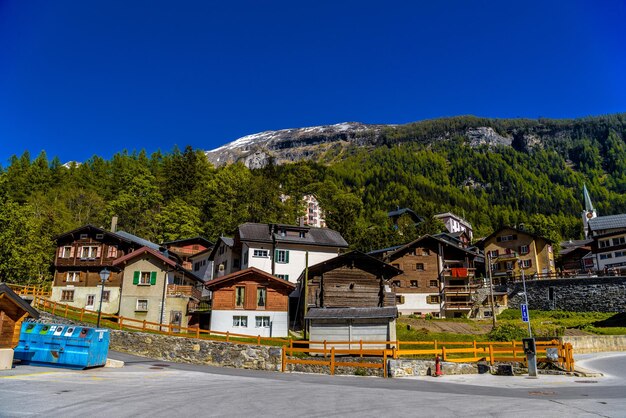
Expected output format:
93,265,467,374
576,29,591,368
162,236,213,271
205,267,295,337
297,251,402,348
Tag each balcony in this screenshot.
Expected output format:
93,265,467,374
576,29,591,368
493,252,518,262
442,301,473,310
442,267,476,279
442,285,476,295
167,284,202,301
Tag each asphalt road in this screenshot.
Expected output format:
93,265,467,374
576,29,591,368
1,351,625,418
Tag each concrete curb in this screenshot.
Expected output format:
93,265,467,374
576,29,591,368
105,358,125,368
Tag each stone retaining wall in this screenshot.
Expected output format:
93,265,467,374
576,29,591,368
507,276,626,312
388,359,478,377
561,335,626,354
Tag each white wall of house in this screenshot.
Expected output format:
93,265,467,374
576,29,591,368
210,309,289,337
51,285,120,314
242,243,340,283
396,293,440,316
213,245,235,277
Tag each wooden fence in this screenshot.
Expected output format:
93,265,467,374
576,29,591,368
7,284,51,298
30,296,575,375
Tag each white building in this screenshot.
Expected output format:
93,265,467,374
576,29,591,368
434,212,473,241
208,223,348,284
588,214,626,272
300,195,326,228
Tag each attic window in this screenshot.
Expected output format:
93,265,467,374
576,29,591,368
299,231,306,238
96,234,104,240
80,234,88,239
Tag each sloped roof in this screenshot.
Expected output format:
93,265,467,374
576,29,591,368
111,246,203,282
367,245,404,259
207,236,235,261
387,208,424,223
204,267,296,290
161,236,213,248
54,224,129,243
114,231,161,251
238,223,348,248
479,226,554,246
301,251,402,281
386,234,483,262
588,214,626,232
305,307,397,320
0,283,40,320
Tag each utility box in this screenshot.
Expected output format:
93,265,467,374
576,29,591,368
14,323,110,369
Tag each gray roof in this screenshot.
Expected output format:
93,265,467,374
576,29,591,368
238,223,348,248
305,307,398,320
588,214,626,232
114,231,161,251
221,237,234,247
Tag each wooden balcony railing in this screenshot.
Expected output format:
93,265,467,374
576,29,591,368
167,284,202,300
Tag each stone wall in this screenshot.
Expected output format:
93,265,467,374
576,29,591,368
561,335,626,354
36,312,281,371
507,276,626,312
388,359,478,377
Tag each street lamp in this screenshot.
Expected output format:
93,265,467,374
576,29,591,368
97,268,110,327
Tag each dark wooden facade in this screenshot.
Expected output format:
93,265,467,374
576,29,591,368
300,251,402,312
53,225,141,289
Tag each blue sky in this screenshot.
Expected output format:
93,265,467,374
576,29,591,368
1,1,625,164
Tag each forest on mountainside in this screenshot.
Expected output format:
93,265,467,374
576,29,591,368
1,113,626,284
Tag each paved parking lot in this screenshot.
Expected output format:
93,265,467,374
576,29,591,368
1,352,625,417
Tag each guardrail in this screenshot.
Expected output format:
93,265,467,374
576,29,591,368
7,283,51,298
33,296,575,374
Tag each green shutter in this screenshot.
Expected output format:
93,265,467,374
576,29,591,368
274,249,279,261
285,250,289,263
150,271,157,285
133,271,140,285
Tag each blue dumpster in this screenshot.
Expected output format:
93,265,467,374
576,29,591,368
14,322,110,369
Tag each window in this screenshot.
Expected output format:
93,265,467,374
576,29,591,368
80,246,99,259
66,271,80,282
136,299,148,311
299,231,306,238
86,294,95,306
416,263,424,271
427,295,440,304
393,280,401,287
233,259,240,269
253,249,269,258
102,290,110,302
499,235,514,242
194,262,200,271
613,237,626,246
489,250,499,258
243,251,249,265
61,290,74,301
275,249,289,264
61,246,72,258
600,253,613,260
133,271,156,285
521,259,532,268
505,261,514,270
233,316,248,327
255,316,270,328
96,234,104,240
599,240,610,249
219,245,225,255
107,246,118,258
275,274,289,281
429,280,438,287
519,245,529,255
235,286,245,308
614,250,626,258
257,287,266,308
410,280,418,287
423,249,430,256
396,295,405,304
80,234,88,239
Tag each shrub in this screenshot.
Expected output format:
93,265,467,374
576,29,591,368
487,323,528,341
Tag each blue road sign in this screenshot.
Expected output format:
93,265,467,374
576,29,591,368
521,304,529,323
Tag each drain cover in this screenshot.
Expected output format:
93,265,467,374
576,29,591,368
528,391,556,396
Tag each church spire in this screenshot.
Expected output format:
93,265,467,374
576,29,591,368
583,184,594,212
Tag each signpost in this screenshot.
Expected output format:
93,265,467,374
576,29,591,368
519,262,537,377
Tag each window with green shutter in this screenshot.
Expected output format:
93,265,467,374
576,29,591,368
150,271,157,285
135,271,155,285
275,249,289,264
133,271,140,285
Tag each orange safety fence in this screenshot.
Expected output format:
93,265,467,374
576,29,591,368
30,296,575,373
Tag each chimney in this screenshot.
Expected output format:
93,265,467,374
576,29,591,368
110,216,118,233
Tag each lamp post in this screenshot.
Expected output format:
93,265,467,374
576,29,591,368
97,268,110,328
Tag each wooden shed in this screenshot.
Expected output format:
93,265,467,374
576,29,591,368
0,283,40,349
305,307,398,350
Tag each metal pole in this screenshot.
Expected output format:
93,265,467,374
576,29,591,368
487,254,497,328
520,265,532,338
97,278,105,328
303,251,309,340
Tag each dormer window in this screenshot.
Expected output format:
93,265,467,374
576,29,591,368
299,231,306,238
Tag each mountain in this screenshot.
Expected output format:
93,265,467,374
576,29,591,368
205,114,626,168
